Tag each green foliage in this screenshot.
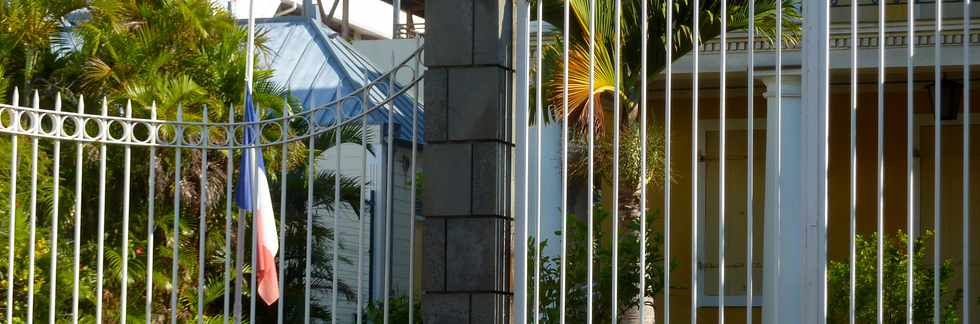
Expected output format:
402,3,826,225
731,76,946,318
0,0,87,95
529,207,670,323
0,66,9,103
0,1,366,322
827,231,961,323
366,296,422,324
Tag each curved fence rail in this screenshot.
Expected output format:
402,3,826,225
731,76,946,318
0,44,423,324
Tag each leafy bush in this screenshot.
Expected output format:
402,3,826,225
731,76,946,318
529,207,671,323
827,230,960,323
367,296,422,324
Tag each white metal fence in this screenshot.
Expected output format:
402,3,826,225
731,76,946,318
0,46,422,324
515,0,975,323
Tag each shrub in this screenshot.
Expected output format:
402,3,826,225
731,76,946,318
529,207,671,323
827,230,960,323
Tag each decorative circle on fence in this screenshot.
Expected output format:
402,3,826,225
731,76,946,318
0,45,423,150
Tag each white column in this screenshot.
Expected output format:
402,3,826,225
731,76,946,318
759,71,803,324
799,1,831,320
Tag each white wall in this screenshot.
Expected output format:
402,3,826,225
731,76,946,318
312,124,420,322
323,0,425,39
314,136,378,322
527,123,563,258
352,38,425,101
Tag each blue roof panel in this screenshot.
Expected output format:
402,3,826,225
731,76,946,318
254,17,423,143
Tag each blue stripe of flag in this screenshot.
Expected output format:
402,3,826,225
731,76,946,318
235,91,267,211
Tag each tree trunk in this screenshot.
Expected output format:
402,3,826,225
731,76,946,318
620,296,656,324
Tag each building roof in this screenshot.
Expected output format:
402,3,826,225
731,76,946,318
256,16,424,143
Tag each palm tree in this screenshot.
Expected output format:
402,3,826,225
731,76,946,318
0,0,370,322
0,0,87,95
538,0,801,211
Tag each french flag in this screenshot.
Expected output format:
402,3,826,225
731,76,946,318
236,92,280,305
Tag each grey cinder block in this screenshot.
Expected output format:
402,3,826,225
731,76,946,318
424,68,449,142
473,0,512,67
448,67,510,142
422,293,470,324
422,143,472,216
424,0,473,67
471,142,510,217
422,217,447,292
446,218,508,291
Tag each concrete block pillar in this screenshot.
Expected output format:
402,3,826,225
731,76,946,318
422,0,514,323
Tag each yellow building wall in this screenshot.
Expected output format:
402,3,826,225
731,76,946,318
639,77,979,323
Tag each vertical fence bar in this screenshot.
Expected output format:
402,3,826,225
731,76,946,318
357,97,368,324
304,104,315,324
638,0,648,320
228,103,241,324
198,107,209,324
332,89,341,324
172,104,183,324
534,0,544,322
235,104,246,324
26,92,39,324
409,36,422,324
933,1,943,322
121,100,133,322
587,0,596,320
515,0,530,322
223,107,233,324
719,1,727,321
6,89,17,324
48,93,62,324
95,98,108,324
692,0,701,321
963,1,972,321
849,0,858,322
249,107,259,324
611,0,621,320
906,1,915,322
26,91,39,324
775,2,783,321
233,104,247,324
278,102,289,324
148,103,158,324
560,0,570,321
383,59,396,324
70,95,81,324
665,2,673,323
877,0,887,321
746,1,755,322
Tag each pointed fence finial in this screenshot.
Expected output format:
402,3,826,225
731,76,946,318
77,95,85,117
12,87,19,106
150,101,158,145
202,105,209,148
125,100,133,141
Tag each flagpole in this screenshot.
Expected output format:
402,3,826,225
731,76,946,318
244,1,257,323
246,0,255,93
246,0,259,320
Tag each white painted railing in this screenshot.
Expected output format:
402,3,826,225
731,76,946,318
0,47,423,324
515,0,974,323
